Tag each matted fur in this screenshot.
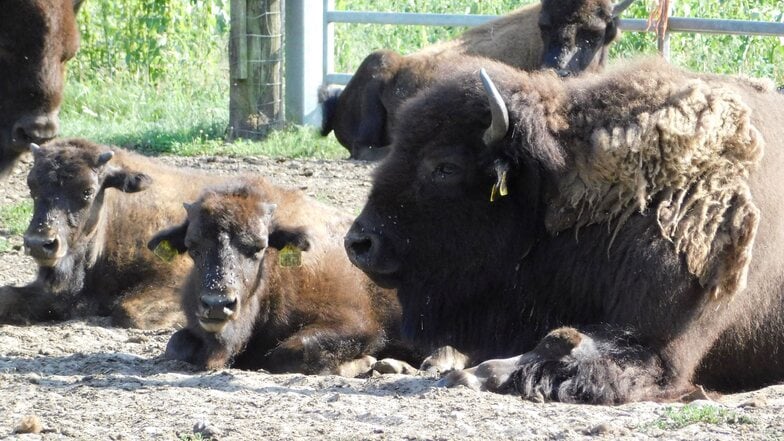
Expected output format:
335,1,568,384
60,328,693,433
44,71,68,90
545,68,765,300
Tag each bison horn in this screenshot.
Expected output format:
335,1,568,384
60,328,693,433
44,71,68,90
29,143,42,155
97,151,114,166
612,0,636,16
480,68,509,146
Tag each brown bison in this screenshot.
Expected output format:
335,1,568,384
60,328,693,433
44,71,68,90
148,178,414,374
320,0,636,161
0,0,83,179
345,56,784,403
0,138,227,328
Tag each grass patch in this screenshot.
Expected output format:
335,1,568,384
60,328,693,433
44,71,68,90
0,201,33,237
654,404,754,430
0,237,9,253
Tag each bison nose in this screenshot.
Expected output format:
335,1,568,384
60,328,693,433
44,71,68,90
200,293,238,320
555,69,572,78
23,233,61,263
12,114,59,146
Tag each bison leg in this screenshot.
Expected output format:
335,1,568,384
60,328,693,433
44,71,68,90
163,328,232,370
0,284,61,324
441,327,666,404
263,325,378,374
114,286,185,329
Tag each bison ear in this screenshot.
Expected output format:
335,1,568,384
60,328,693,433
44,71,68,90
73,0,86,13
604,18,619,43
104,168,153,193
268,225,311,252
148,220,190,255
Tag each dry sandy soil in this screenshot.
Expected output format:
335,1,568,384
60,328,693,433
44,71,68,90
1,153,784,440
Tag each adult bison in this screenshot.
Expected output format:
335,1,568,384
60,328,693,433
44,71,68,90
345,57,784,404
0,0,83,179
148,178,415,374
0,138,227,328
321,0,636,160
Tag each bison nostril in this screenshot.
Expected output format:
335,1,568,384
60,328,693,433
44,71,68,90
350,237,373,257
224,298,238,313
42,238,58,252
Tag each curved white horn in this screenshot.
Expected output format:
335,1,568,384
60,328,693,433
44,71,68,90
480,68,509,146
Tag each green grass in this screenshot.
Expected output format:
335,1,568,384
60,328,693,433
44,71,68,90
653,404,754,430
0,237,9,253
0,201,33,237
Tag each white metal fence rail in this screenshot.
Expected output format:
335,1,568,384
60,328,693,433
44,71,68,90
283,1,784,125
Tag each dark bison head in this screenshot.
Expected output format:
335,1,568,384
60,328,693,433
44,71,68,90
0,0,84,178
539,0,635,76
148,182,309,335
25,139,151,270
345,63,566,343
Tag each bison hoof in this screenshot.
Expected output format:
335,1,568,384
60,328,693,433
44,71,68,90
419,345,470,375
372,358,419,375
334,355,377,377
437,354,521,392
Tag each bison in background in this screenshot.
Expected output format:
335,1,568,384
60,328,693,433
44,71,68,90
149,178,415,374
345,56,784,403
320,0,636,161
0,0,84,179
0,138,228,328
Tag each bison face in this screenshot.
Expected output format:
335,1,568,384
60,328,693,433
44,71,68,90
24,140,151,267
346,66,556,303
0,0,83,178
149,186,309,335
538,0,634,76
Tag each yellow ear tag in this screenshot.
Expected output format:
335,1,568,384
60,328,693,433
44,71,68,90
489,163,509,203
278,244,302,267
153,239,178,263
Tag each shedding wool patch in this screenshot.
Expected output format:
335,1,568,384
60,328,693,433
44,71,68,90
545,80,763,301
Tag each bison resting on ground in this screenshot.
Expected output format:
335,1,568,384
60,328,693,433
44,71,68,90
149,178,413,374
0,138,227,328
0,0,83,179
345,57,784,403
321,0,636,161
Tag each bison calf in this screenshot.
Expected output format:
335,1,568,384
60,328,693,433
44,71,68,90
149,178,409,374
0,138,227,328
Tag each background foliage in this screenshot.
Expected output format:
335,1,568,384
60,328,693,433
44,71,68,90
62,0,783,157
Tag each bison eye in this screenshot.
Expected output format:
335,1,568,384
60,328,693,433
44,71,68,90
82,188,95,200
433,163,459,179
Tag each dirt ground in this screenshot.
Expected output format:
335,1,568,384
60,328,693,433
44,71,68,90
2,153,784,440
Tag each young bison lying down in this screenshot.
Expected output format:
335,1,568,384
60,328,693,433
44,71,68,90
0,138,226,328
149,178,410,374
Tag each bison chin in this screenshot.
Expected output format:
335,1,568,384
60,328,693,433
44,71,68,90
198,317,230,333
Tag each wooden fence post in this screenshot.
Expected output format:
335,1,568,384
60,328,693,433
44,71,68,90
229,0,283,140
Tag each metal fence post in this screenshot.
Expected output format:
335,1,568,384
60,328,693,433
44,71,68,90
284,0,325,126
